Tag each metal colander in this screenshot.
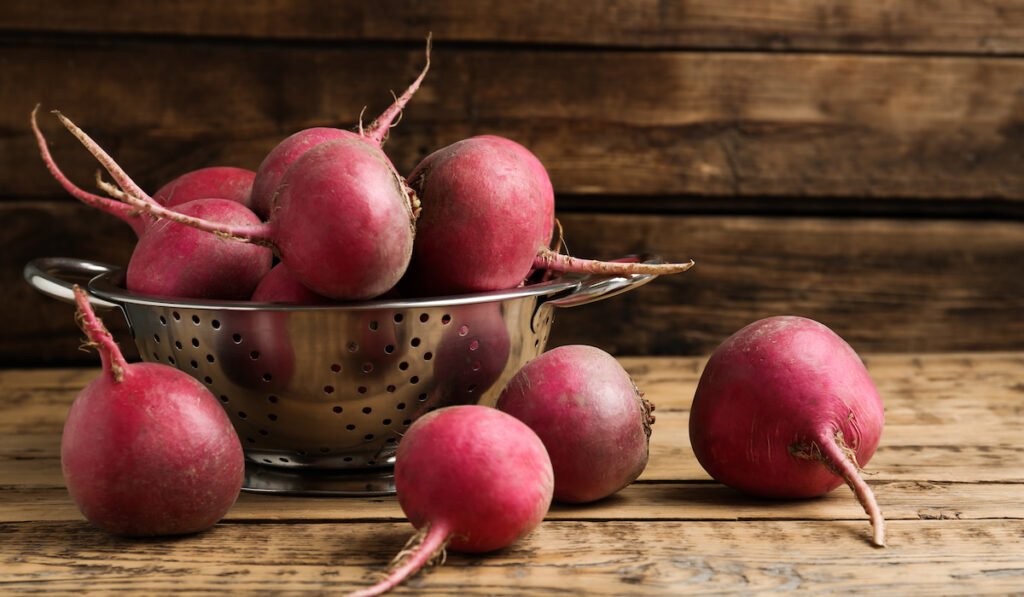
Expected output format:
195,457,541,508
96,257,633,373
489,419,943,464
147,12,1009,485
26,256,667,495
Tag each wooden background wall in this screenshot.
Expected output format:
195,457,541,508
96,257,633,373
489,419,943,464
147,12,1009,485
2,1,1022,366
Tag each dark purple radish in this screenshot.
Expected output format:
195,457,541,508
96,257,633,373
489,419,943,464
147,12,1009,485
497,345,654,503
251,262,334,304
62,286,244,536
404,135,694,296
154,166,256,209
32,108,273,300
48,113,414,301
249,38,430,220
346,405,553,597
689,316,887,547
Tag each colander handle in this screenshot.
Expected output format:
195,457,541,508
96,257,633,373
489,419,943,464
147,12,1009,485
24,257,121,309
543,254,669,308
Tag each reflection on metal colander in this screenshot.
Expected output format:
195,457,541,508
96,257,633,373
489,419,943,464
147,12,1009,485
24,256,669,495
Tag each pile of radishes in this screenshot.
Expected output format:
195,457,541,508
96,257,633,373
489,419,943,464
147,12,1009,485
35,39,886,596
32,41,692,305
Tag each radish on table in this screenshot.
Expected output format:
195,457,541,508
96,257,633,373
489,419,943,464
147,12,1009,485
345,405,553,597
497,344,655,503
61,286,244,536
689,315,887,547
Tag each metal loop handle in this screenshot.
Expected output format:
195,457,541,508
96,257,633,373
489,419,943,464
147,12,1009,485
24,257,121,309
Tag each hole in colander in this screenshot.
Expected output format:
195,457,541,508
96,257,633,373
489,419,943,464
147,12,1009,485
364,434,374,440
173,311,181,321
423,352,433,361
382,418,392,425
192,338,200,348
410,376,420,384
384,344,394,354
419,313,429,323
331,363,342,372
159,316,167,326
397,402,406,410
258,429,268,436
237,411,247,419
362,407,372,414
410,337,421,347
471,361,481,371
534,339,540,348
250,350,260,360
362,362,374,373
267,414,277,421
297,450,307,457
324,385,335,394
418,393,428,401
152,352,159,361
402,419,412,425
219,395,229,403
268,395,279,403
332,406,343,414
174,340,183,350
346,424,356,431
393,313,404,323
211,319,221,329
153,334,161,344
262,373,273,382
347,342,358,352
191,360,199,369
386,385,396,393
357,386,367,394
387,437,398,444
441,314,451,325
246,437,255,443
206,354,215,363
279,457,289,463
458,325,469,337
204,376,212,384
262,458,272,464
343,456,353,462
192,315,200,325
469,340,480,351
467,384,478,393
399,361,409,371
168,356,176,365
232,333,243,344
368,320,379,331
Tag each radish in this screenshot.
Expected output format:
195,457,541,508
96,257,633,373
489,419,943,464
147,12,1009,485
689,315,887,547
45,111,414,301
249,38,431,220
403,135,695,296
32,107,272,300
250,262,334,304
346,405,553,597
62,286,244,536
496,345,654,503
154,166,256,209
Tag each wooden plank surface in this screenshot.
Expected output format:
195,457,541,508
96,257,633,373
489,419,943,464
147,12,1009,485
1,353,1023,594
6,45,1024,202
3,0,1024,54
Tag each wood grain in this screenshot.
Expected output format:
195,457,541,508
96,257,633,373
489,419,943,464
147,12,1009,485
6,44,1024,202
3,0,1024,54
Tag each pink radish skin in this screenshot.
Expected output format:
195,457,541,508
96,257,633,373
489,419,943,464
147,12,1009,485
346,405,553,597
45,112,413,301
404,135,694,296
689,315,887,547
62,286,244,536
32,108,273,300
154,166,256,209
251,262,334,303
249,39,430,220
497,345,654,503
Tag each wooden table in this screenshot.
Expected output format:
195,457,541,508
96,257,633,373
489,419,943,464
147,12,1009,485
3,353,1023,594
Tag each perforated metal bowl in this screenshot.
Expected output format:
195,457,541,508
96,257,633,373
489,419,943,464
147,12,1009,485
26,256,667,495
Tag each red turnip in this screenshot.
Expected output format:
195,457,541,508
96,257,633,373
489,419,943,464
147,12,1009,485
62,286,244,536
154,166,256,209
403,135,694,296
47,111,413,301
496,345,654,503
689,315,886,546
346,405,553,597
249,38,430,220
32,108,272,300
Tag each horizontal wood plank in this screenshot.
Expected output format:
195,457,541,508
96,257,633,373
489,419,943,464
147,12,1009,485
6,204,1023,364
1,520,1022,594
5,45,1024,202
3,1,1024,54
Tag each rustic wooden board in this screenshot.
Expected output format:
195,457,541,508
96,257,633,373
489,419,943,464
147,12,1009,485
2,520,1022,595
7,204,1022,364
3,0,1024,54
6,44,1024,202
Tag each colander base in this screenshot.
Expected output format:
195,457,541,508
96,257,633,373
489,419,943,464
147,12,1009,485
242,461,396,496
